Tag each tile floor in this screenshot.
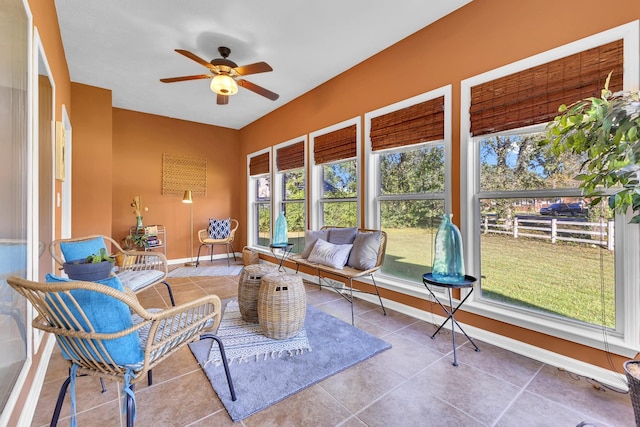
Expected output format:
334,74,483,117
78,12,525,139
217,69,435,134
31,261,635,426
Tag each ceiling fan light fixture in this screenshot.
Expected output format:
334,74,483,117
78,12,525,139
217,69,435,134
210,74,238,95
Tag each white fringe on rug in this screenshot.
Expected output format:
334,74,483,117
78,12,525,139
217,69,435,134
204,300,312,366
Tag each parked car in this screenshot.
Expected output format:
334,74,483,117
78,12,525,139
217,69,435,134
540,202,584,216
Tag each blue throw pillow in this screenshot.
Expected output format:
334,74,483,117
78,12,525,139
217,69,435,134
45,274,143,366
208,218,230,239
59,237,107,263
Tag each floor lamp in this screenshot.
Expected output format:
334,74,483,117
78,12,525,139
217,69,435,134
182,190,195,266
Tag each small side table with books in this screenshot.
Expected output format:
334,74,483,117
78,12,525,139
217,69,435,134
129,224,166,256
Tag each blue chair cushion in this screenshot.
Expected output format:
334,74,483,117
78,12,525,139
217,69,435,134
45,274,143,366
59,237,107,263
208,218,230,239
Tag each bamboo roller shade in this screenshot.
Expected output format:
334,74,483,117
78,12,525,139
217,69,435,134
276,141,304,172
370,96,445,151
162,153,207,196
249,152,270,176
470,39,623,136
313,124,357,165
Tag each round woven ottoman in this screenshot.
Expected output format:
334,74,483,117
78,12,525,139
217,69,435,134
238,264,278,323
257,273,306,339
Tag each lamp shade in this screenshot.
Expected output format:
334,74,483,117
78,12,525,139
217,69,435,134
182,190,193,204
210,74,238,95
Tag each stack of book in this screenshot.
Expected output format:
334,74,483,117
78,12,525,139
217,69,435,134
146,235,159,247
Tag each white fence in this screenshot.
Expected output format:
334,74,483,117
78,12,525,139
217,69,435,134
482,216,614,250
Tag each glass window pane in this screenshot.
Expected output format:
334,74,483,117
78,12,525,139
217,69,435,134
256,203,271,247
282,201,305,253
380,144,444,195
380,199,444,283
480,132,586,192
283,170,304,201
321,160,356,199
256,176,270,200
322,201,357,227
479,197,615,328
0,0,29,413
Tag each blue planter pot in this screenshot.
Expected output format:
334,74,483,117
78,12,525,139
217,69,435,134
63,259,114,281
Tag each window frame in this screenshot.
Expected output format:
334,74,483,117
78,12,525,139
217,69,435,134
460,21,640,356
273,136,307,253
309,117,361,230
247,147,272,249
364,86,452,290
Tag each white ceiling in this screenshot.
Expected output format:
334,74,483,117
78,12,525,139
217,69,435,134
54,0,472,130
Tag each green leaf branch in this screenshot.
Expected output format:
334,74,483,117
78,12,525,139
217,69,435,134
543,74,640,222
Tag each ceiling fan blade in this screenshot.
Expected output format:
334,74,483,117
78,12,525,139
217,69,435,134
217,94,229,105
175,49,216,72
160,74,211,83
237,79,279,101
234,62,273,76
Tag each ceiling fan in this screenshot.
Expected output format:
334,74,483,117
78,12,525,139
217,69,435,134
160,46,279,105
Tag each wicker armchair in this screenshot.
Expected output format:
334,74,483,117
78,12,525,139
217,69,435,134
50,235,175,306
7,275,236,427
196,219,239,267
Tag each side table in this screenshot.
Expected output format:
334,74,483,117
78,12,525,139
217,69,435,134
269,242,294,271
422,273,480,366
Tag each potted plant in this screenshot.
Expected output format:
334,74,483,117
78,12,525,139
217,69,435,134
543,73,640,421
63,248,115,281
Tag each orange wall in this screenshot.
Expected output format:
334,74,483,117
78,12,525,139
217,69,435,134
238,0,640,370
111,109,241,259
70,83,113,237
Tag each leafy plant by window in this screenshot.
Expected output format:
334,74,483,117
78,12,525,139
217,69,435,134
544,75,640,222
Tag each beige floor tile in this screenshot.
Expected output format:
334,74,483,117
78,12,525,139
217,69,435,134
525,364,634,426
318,357,406,414
243,385,352,427
134,370,224,426
407,357,522,424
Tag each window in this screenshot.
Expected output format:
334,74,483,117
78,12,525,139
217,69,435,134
310,118,360,229
461,22,640,354
247,150,271,247
0,0,30,417
477,128,615,327
274,137,306,254
365,87,451,285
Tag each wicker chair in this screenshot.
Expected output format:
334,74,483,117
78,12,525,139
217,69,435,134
50,235,175,306
196,219,239,267
7,275,236,427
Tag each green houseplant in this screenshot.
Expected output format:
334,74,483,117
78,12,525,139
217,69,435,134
544,74,640,222
63,248,115,281
544,74,640,421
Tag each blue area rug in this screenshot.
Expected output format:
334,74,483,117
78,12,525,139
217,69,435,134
189,302,391,422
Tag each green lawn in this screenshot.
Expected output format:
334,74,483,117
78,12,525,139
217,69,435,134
381,228,615,328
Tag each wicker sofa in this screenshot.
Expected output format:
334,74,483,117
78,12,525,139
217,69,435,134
289,226,387,325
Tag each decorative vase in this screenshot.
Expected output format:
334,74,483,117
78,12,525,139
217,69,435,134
432,214,465,283
136,215,144,230
273,212,288,245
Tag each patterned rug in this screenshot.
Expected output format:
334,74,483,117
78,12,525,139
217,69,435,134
205,300,311,365
167,265,243,277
